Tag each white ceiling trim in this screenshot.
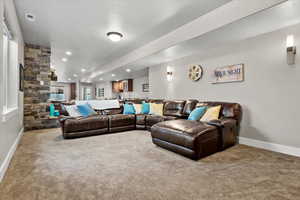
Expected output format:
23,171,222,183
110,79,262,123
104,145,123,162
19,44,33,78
87,0,287,81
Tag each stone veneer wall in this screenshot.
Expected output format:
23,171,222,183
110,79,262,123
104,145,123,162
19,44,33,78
24,44,56,131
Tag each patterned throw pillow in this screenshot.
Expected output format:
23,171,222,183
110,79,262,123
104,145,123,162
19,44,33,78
149,103,164,116
200,105,221,122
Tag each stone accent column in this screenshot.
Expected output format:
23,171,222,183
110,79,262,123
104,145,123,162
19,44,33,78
23,44,56,131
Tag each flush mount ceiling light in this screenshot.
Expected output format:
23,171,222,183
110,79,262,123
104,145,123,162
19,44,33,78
81,68,86,73
126,69,131,72
73,74,78,77
65,51,72,56
111,74,116,77
68,78,71,81
107,32,123,42
25,13,36,22
99,78,103,81
62,58,68,62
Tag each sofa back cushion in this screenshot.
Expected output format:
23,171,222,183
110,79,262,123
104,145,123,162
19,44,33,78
197,102,242,123
163,100,186,117
182,100,199,116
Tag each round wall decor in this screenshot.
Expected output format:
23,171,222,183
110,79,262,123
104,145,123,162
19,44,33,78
188,65,203,81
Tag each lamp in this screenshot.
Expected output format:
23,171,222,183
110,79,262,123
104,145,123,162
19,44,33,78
166,66,173,81
286,35,296,65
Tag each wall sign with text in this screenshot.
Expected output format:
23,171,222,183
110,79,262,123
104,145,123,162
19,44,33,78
212,64,244,84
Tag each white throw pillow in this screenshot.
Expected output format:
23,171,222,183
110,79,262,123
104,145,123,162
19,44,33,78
65,105,82,117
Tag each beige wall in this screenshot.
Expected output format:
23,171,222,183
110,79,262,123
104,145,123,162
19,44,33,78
149,23,300,148
0,0,24,170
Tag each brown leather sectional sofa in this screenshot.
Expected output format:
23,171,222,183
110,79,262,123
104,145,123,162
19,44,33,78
59,99,242,160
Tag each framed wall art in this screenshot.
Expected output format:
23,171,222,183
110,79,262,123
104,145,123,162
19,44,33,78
212,64,244,84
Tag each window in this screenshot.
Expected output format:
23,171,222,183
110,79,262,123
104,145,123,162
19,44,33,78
97,88,104,98
83,87,92,100
2,20,19,121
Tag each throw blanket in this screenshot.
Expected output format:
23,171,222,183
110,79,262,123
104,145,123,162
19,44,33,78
75,99,120,110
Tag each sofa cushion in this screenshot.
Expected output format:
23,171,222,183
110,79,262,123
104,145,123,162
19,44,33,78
163,100,186,117
64,115,109,133
198,102,242,123
136,114,147,125
151,119,217,149
182,100,199,116
109,114,136,128
146,115,177,128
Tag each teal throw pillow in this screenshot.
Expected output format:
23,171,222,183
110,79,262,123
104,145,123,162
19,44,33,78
77,103,97,117
188,106,207,121
141,102,150,114
123,104,136,114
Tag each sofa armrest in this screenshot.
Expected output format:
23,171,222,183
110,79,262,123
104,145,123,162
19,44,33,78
207,118,237,128
59,116,75,123
206,118,238,150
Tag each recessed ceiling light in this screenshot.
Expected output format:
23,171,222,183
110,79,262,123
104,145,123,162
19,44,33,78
25,13,36,22
126,69,131,72
99,78,103,81
107,32,123,42
81,68,86,73
62,58,68,62
65,51,72,56
73,74,78,77
68,78,71,81
111,74,116,77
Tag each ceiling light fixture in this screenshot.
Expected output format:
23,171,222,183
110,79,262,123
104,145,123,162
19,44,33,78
73,74,78,77
107,32,123,42
62,58,68,62
99,78,103,81
68,78,71,81
126,69,131,72
111,74,116,77
65,51,72,56
81,68,86,73
25,13,36,22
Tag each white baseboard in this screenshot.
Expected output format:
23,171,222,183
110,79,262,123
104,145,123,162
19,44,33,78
239,137,300,157
0,128,24,182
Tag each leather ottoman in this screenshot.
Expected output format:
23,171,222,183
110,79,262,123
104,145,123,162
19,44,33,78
63,115,109,139
151,119,219,160
109,114,136,133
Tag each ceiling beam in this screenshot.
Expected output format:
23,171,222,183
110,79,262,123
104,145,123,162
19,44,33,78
87,0,287,81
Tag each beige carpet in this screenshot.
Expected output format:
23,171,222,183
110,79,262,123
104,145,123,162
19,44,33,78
0,128,300,200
